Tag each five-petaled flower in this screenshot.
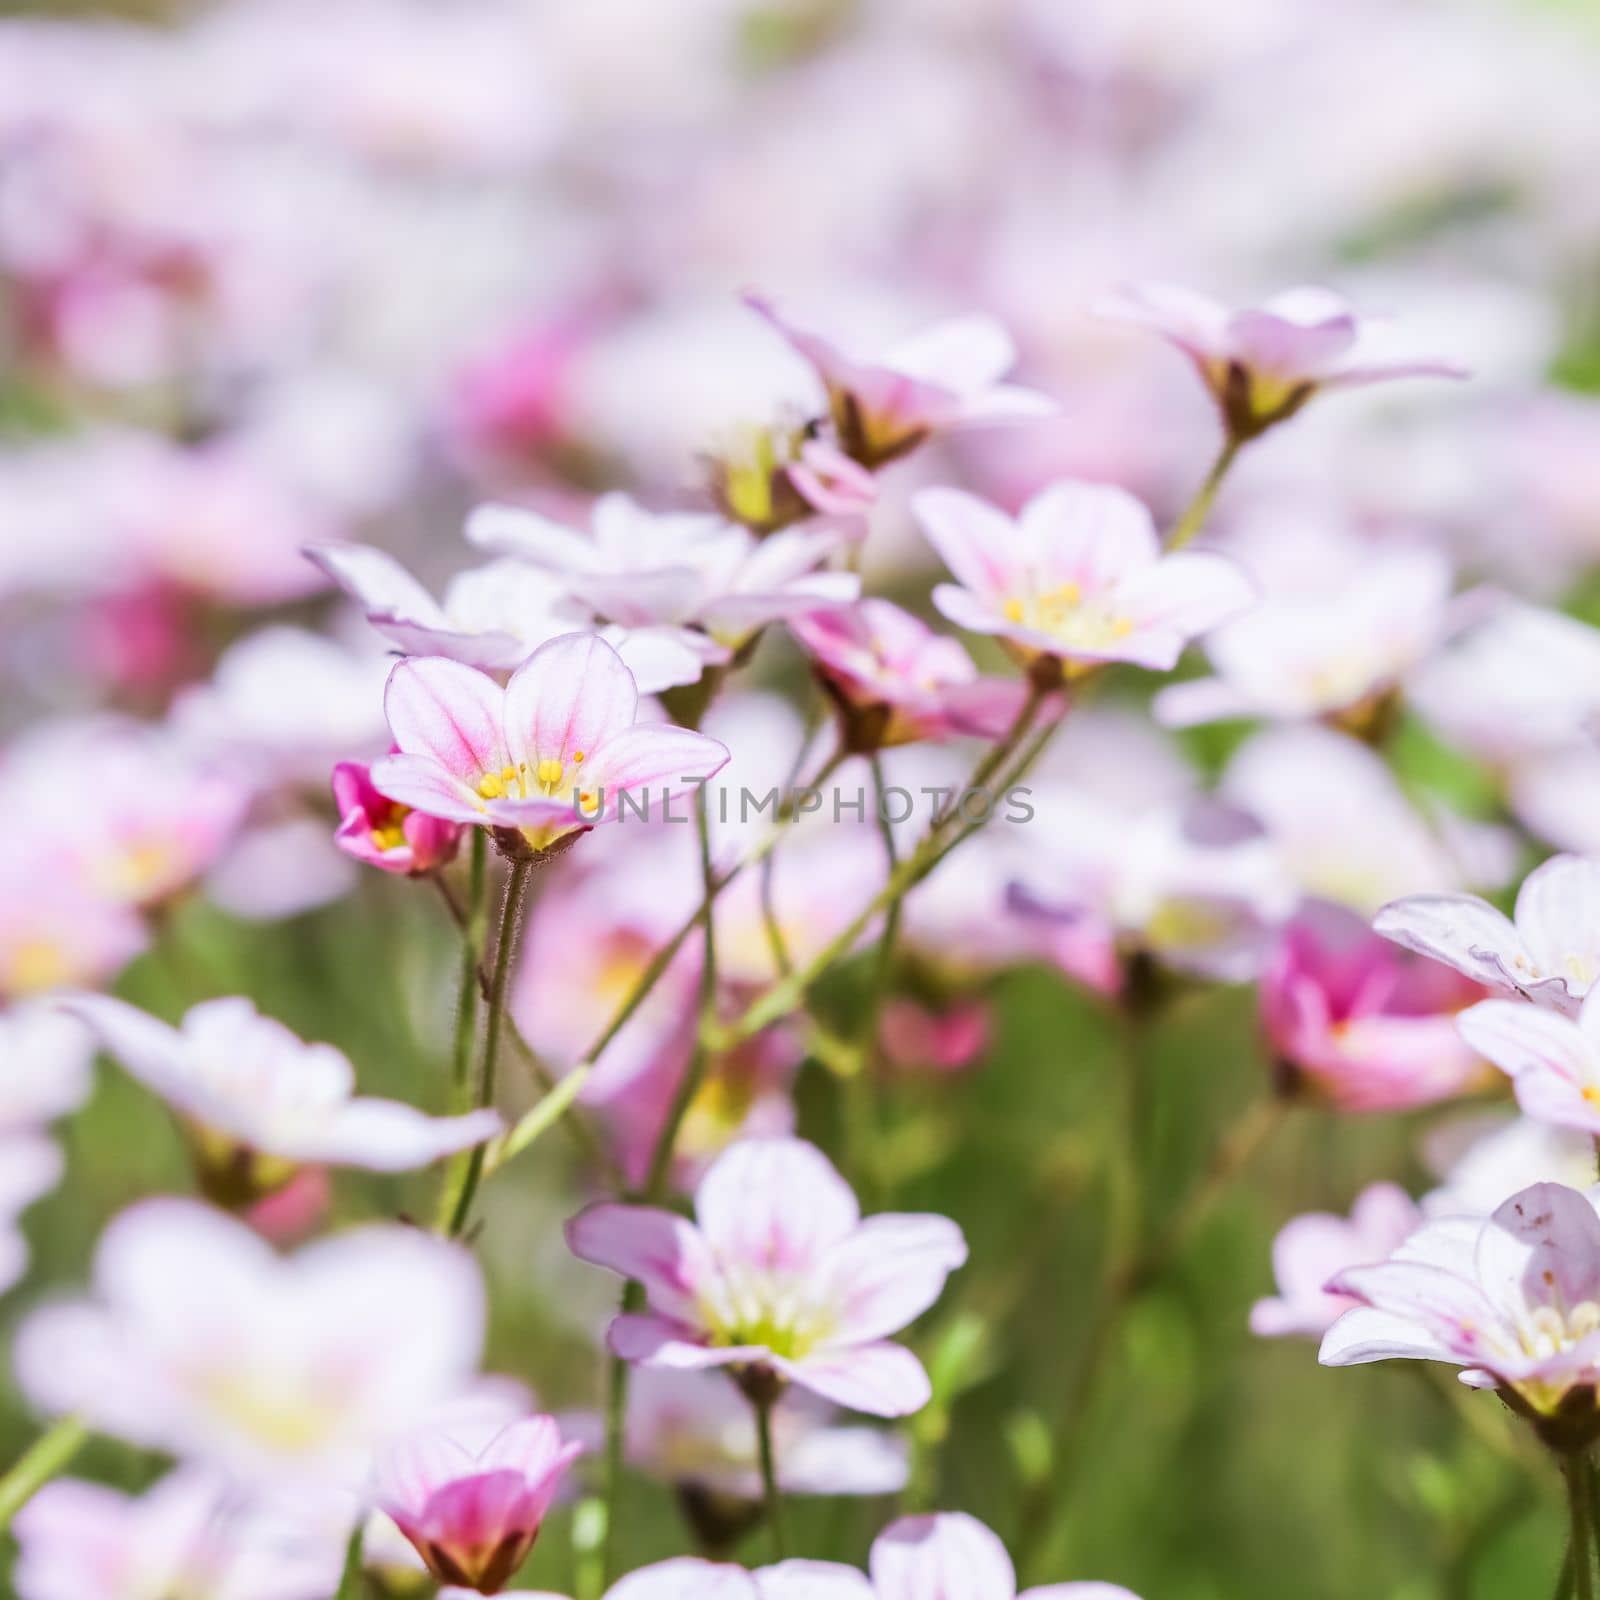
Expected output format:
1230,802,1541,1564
566,1137,967,1418
1098,282,1465,441
60,994,502,1205
746,296,1054,470
1320,1181,1600,1448
369,633,729,858
914,481,1253,685
1374,854,1600,1018
376,1414,582,1594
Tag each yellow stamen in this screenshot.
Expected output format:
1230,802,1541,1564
477,773,505,799
536,757,565,790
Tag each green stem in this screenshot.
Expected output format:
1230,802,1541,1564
1566,1453,1595,1600
335,1520,366,1600
1165,436,1241,551
755,1394,789,1560
445,856,531,1237
0,1417,87,1531
601,1280,641,1584
721,690,1053,1047
451,833,488,1098
643,791,720,1202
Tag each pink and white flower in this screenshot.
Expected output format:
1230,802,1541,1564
1260,900,1489,1111
13,1470,342,1600
1422,1113,1597,1219
369,634,729,857
466,494,858,662
1457,988,1600,1137
60,995,501,1202
15,1198,486,1489
307,543,706,693
788,599,1026,751
746,296,1055,468
0,848,147,1002
1375,854,1600,1016
1099,282,1464,439
1251,1183,1422,1339
375,1414,582,1594
566,1137,967,1417
332,759,463,877
914,482,1252,678
1321,1182,1600,1439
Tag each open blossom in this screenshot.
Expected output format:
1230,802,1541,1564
13,1470,342,1600
567,1137,967,1417
60,995,501,1203
914,482,1252,680
1154,543,1458,730
369,634,729,857
1320,1182,1600,1443
539,1513,1137,1600
1457,988,1600,1136
466,493,859,660
0,848,147,1002
1099,282,1464,439
1422,1113,1597,1219
15,1198,485,1488
746,296,1054,468
375,1415,581,1594
788,599,1026,751
1260,900,1489,1111
1251,1183,1422,1339
333,759,462,877
1375,854,1600,1016
307,543,706,693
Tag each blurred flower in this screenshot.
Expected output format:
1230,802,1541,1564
308,543,706,693
60,995,501,1204
332,759,462,877
16,1198,486,1489
1375,854,1600,1016
746,296,1055,468
914,482,1252,680
1422,1112,1596,1219
879,998,992,1075
375,1414,581,1594
370,636,728,857
0,849,147,1002
1458,989,1600,1136
467,493,858,659
1154,542,1458,731
567,1137,966,1417
0,1135,63,1298
1251,1183,1422,1339
789,599,1025,751
612,1369,908,1510
0,1004,94,1134
1260,900,1489,1111
13,1470,341,1600
1321,1181,1600,1445
1099,283,1464,439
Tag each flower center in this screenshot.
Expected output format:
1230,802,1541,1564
1003,583,1134,650
700,1269,836,1362
1518,1300,1600,1360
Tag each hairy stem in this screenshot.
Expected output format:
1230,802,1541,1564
0,1416,87,1531
1566,1453,1596,1600
755,1393,789,1560
1165,435,1241,551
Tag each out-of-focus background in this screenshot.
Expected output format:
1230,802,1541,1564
5,2,1600,1596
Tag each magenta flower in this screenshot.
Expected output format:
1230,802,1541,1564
789,599,1026,751
914,482,1252,680
369,634,729,857
333,759,463,877
1260,901,1490,1112
375,1415,581,1594
60,994,502,1203
1251,1183,1422,1340
1375,854,1600,1017
1099,282,1465,439
566,1137,967,1417
1457,989,1600,1136
1321,1182,1600,1443
747,296,1054,468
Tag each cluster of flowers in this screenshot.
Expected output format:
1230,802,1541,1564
7,1,1600,1596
